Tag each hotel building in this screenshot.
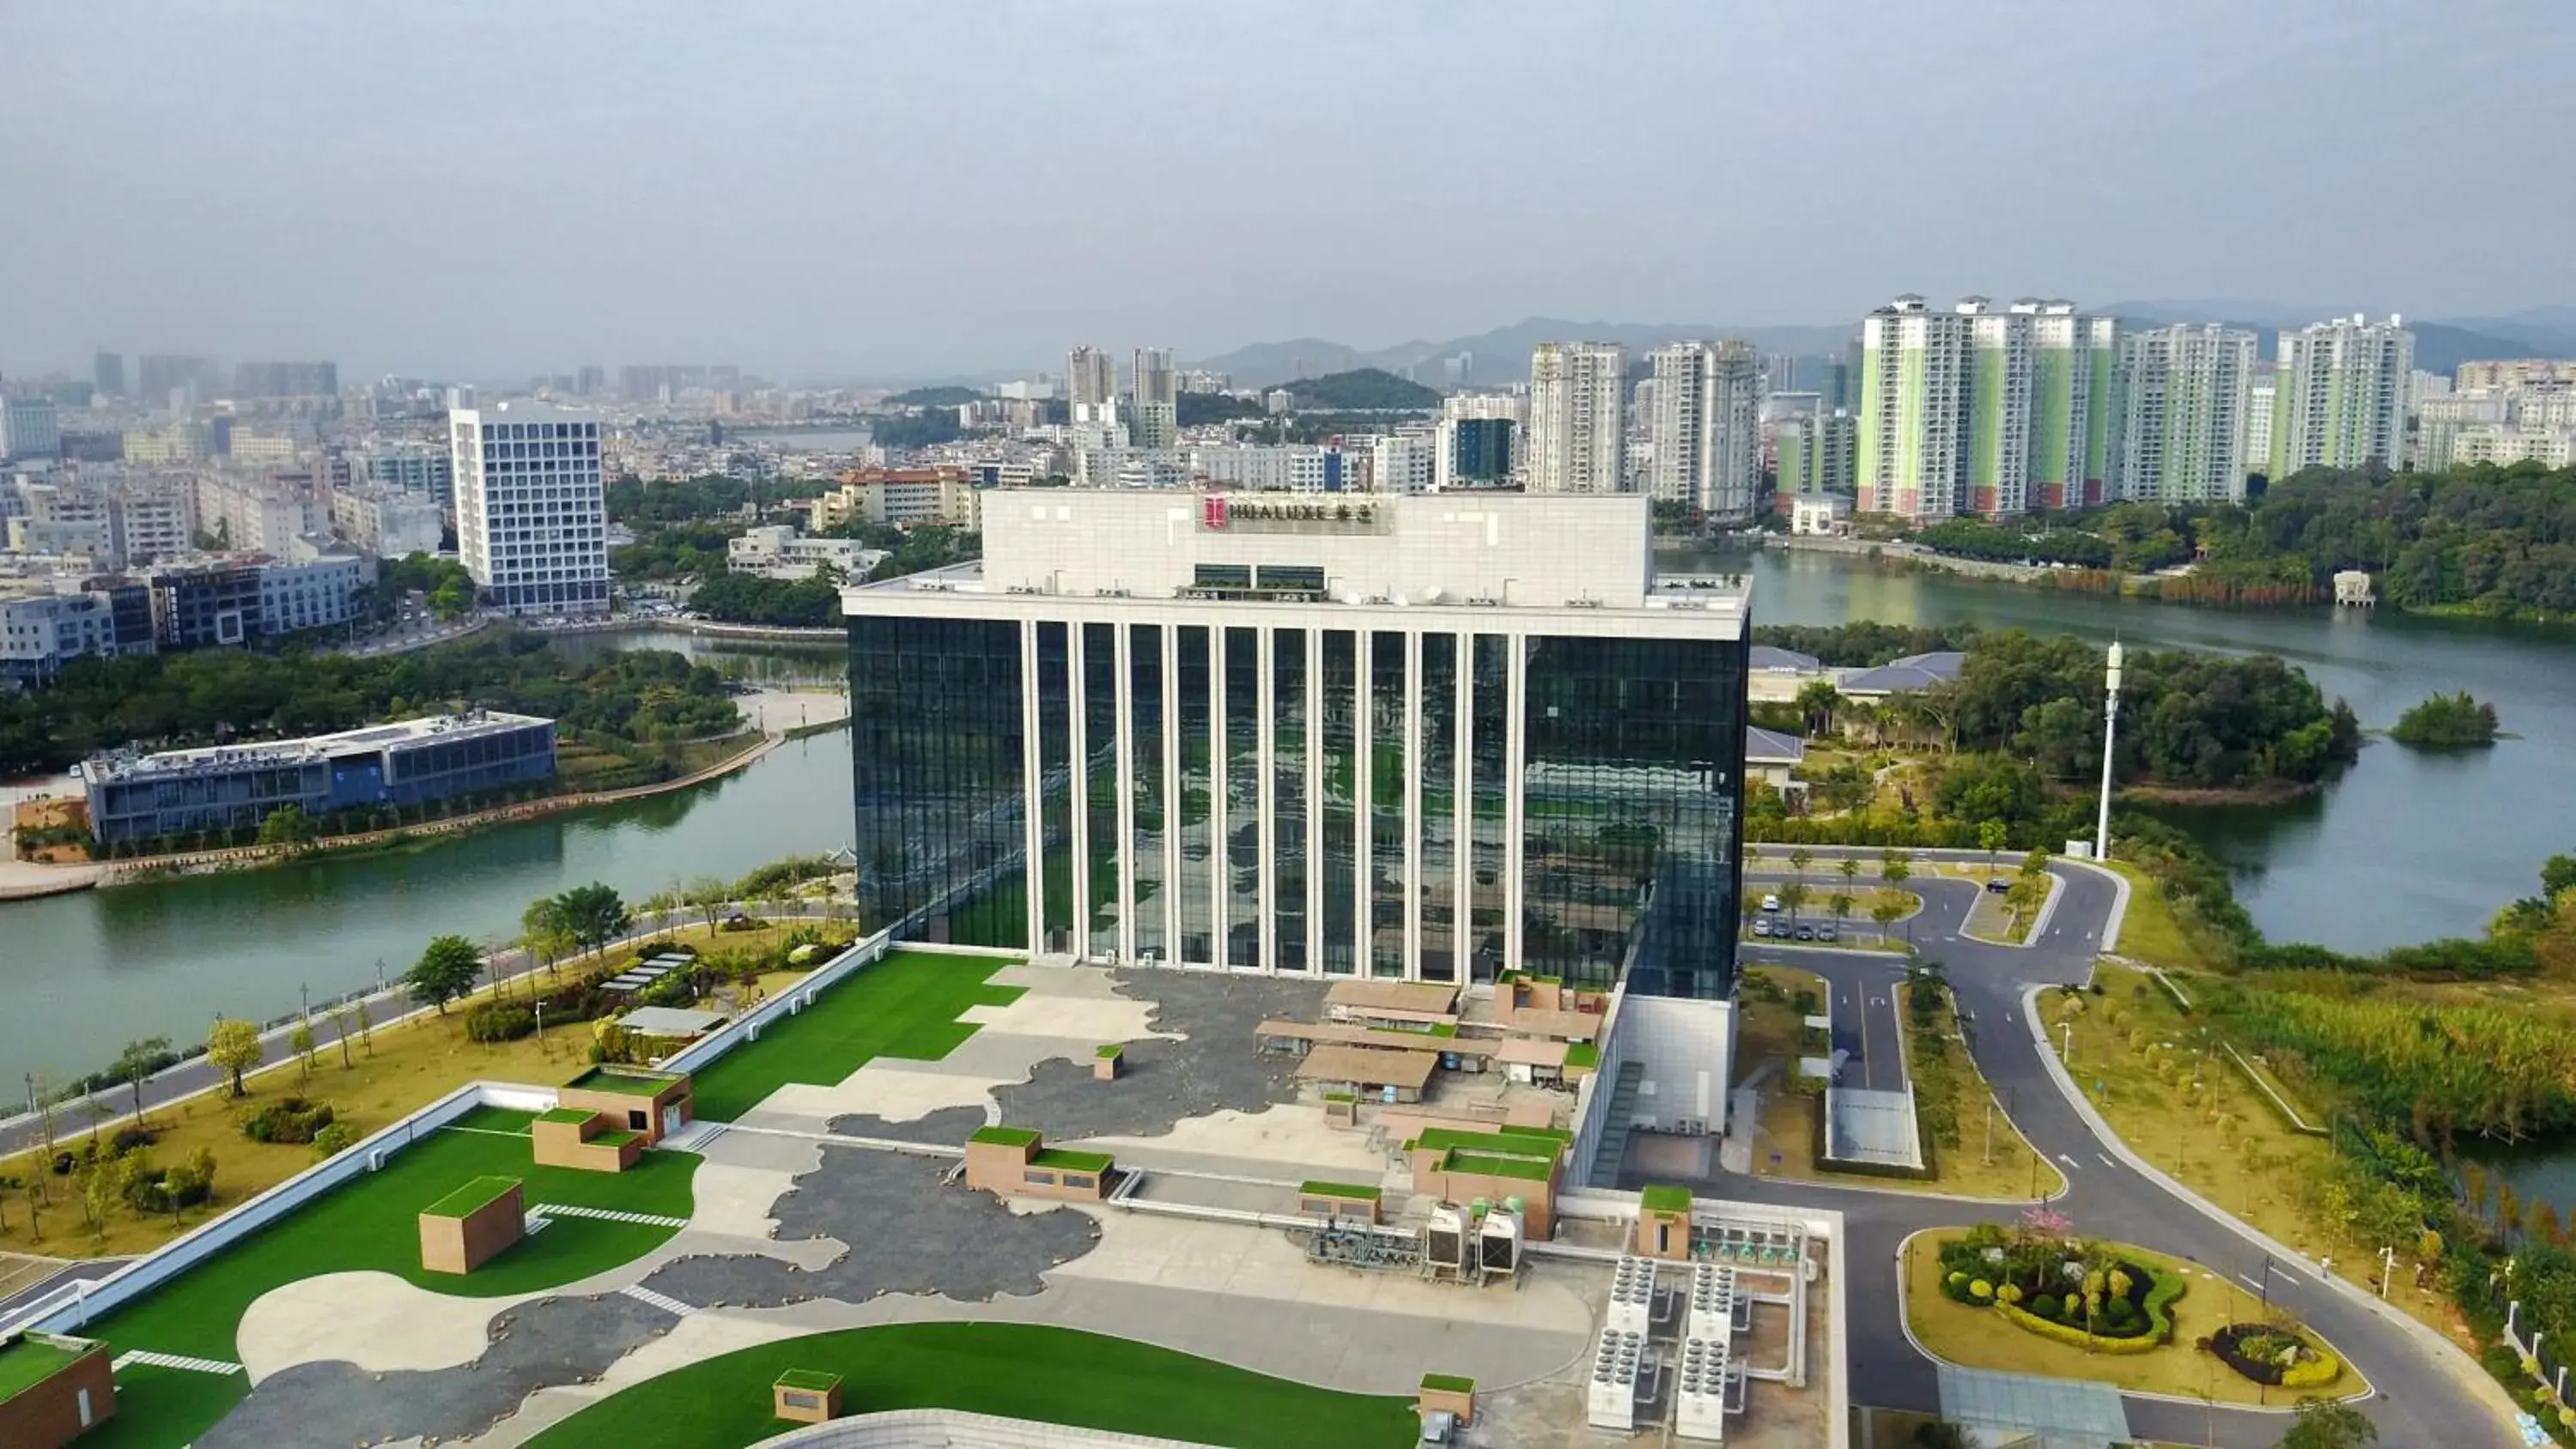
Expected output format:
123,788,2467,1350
841,490,1750,1001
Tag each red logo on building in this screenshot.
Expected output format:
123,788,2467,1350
1202,495,1229,530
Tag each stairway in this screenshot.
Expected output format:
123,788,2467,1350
1586,1059,1647,1188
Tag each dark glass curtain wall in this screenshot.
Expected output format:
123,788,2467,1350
849,615,1028,948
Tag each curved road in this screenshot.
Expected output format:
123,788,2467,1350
1637,849,2520,1449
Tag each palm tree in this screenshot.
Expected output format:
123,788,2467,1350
1838,857,1862,893
1871,896,1906,943
1789,847,1815,891
1829,891,1854,935
1880,848,1912,888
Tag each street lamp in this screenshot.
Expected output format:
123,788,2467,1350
2094,640,2123,863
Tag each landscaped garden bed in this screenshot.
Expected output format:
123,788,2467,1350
1934,1213,2184,1354
2207,1321,2342,1388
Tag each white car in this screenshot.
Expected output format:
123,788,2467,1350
1760,894,1783,913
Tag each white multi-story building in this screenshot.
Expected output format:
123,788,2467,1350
1433,393,1525,491
1646,341,1763,520
1857,296,1967,520
0,591,118,685
2269,315,2414,477
1190,444,1349,494
107,476,198,567
192,473,321,556
449,401,609,615
2448,425,2576,470
1,398,62,462
329,483,446,559
2410,390,2512,472
2455,360,2576,393
1366,431,1437,494
2114,324,2258,503
1774,409,1856,498
840,488,1752,1007
257,549,372,635
365,442,456,513
1528,343,1626,494
1858,295,2112,521
2245,375,2277,478
726,524,885,580
1066,347,1117,411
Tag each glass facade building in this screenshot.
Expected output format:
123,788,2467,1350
845,490,1749,1000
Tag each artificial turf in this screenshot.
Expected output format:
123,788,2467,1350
0,1334,80,1404
521,1321,1419,1449
687,949,1025,1122
64,1106,700,1446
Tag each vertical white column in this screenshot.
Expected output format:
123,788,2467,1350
1162,620,1182,965
1019,617,1043,956
1208,625,1226,969
1257,627,1277,976
1504,633,1527,977
1403,629,1423,981
1354,628,1375,976
1115,621,1134,966
1305,627,1322,975
1067,621,1089,961
1453,629,1473,984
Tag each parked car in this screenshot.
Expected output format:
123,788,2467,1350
1751,919,1773,937
1795,925,1815,942
1760,894,1783,912
1984,877,2011,894
1816,925,1838,942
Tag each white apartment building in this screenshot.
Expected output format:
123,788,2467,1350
1858,295,2111,521
2269,315,2414,477
1366,431,1437,494
1066,347,1117,411
1858,296,1966,519
192,473,321,555
726,524,885,580
448,401,610,615
1132,349,1176,407
2448,426,2576,470
1190,444,1349,494
1528,343,1626,494
366,443,456,512
2411,391,2513,472
1,398,62,462
1646,342,1763,519
330,483,446,559
2245,375,2276,477
257,550,373,635
1434,393,1527,492
2456,360,2576,392
0,591,118,685
2114,324,2258,503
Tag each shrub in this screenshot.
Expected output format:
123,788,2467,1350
466,1003,537,1043
2281,1347,2342,1388
2032,1294,2061,1320
111,1125,157,1155
1970,1279,1994,1302
1998,1283,2023,1305
241,1096,336,1144
311,1122,358,1159
1996,1300,2165,1355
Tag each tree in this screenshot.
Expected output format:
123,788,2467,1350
2278,1397,2377,1449
1871,896,1907,941
256,803,319,851
332,1005,355,1070
553,882,631,957
289,1021,316,1085
1781,882,1811,922
1881,849,1913,889
1978,819,2009,876
82,1155,126,1240
1829,891,1854,930
429,577,471,618
2543,853,2576,900
685,876,731,933
112,1036,173,1125
519,898,576,980
206,1017,263,1098
1794,678,1842,738
1838,857,1862,891
407,935,484,1015
1789,847,1815,888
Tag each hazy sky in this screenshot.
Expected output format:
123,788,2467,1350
3,1,2567,381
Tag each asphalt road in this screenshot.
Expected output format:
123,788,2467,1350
0,902,835,1161
1633,847,2521,1449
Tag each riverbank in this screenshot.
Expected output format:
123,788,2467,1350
542,615,844,644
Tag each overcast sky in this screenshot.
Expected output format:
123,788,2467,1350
3,0,2567,381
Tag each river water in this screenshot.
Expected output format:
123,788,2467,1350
3,557,2571,1090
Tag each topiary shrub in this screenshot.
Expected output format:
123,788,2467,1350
241,1096,335,1144
2032,1294,2061,1321
1970,1279,1994,1302
311,1122,358,1159
1998,1283,2023,1305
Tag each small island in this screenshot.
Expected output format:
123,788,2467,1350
2390,691,2500,749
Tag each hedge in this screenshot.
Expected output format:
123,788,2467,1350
1995,1300,2166,1355
241,1096,337,1144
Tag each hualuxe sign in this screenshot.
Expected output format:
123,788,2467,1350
1198,495,1385,533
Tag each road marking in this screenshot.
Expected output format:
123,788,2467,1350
2057,1154,2082,1170
2239,1274,2264,1290
2096,1154,2116,1169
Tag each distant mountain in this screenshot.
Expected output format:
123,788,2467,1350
1194,317,1856,390
1282,367,1443,410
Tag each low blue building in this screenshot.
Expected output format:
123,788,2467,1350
83,709,556,846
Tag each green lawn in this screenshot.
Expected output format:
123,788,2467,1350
688,949,1025,1121
523,1322,1419,1449
78,1361,248,1449
66,1106,699,1446
0,1334,80,1404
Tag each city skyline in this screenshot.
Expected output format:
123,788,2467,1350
3,1,2571,379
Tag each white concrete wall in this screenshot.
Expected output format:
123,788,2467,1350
752,1409,1221,1448
1612,996,1735,1136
